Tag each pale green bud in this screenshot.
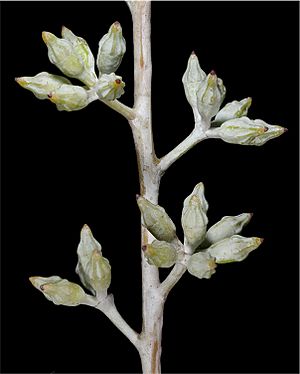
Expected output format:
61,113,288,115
42,29,97,87
181,195,208,250
97,21,126,74
214,97,252,125
61,26,98,86
29,276,86,306
205,213,253,246
207,235,263,264
182,182,208,217
187,252,216,279
136,195,176,242
96,73,125,101
48,84,89,112
76,225,111,296
249,120,287,146
182,51,206,109
15,72,71,100
215,116,269,145
80,250,111,296
197,71,226,121
143,240,177,268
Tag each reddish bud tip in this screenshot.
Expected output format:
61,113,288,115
114,21,120,26
40,285,45,291
210,70,216,75
191,50,196,55
284,127,288,133
259,238,264,244
263,127,268,132
47,93,52,98
142,245,147,252
136,194,140,200
115,79,121,84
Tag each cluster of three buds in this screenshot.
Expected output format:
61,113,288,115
16,22,126,111
137,183,263,279
30,225,111,306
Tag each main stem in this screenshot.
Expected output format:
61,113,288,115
128,2,164,373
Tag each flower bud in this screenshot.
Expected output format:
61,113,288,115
182,182,208,217
181,195,208,251
76,225,111,296
42,28,97,87
137,195,176,242
214,116,268,145
182,51,206,109
187,252,217,279
207,235,263,263
214,97,252,125
15,72,71,100
250,119,287,146
48,84,89,111
197,71,226,121
97,21,126,75
81,250,111,296
143,240,177,268
205,213,253,246
96,73,125,101
29,276,86,306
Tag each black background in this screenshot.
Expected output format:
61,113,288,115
1,2,299,373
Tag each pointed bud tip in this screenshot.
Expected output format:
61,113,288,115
210,70,216,75
136,194,140,200
249,213,254,218
142,245,147,252
15,77,25,86
42,31,56,44
81,224,91,234
191,50,196,55
284,127,288,133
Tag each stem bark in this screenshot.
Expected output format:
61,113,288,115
128,2,163,373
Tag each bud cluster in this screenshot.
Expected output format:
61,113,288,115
182,52,287,145
16,22,127,111
136,182,263,276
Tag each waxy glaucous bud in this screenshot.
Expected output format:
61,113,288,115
213,116,269,145
249,119,287,146
29,276,86,306
207,235,263,263
181,194,208,251
143,240,177,268
76,225,111,297
97,22,126,75
136,195,176,242
182,52,206,109
42,28,97,87
187,252,216,279
214,97,252,125
48,84,89,112
15,72,71,100
197,71,226,121
182,182,209,217
205,213,253,246
96,73,125,101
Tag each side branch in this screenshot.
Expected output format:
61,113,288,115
159,241,190,298
158,126,208,175
100,99,136,120
83,294,140,349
